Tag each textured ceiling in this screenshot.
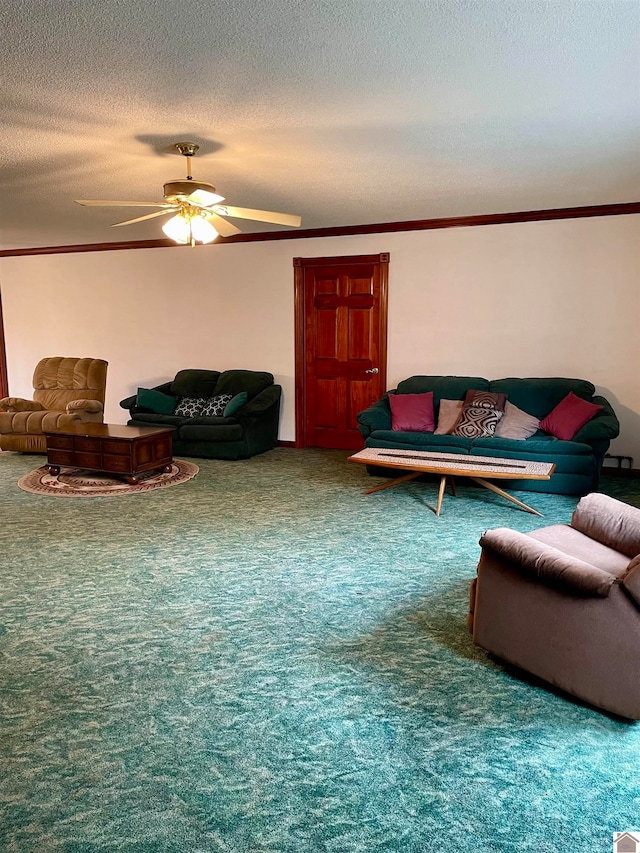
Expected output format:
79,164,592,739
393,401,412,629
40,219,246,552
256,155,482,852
1,0,639,250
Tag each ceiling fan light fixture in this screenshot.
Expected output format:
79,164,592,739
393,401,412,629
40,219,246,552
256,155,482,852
190,215,218,244
162,210,219,246
162,213,191,244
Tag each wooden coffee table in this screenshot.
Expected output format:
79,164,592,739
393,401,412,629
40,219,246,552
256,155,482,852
349,447,556,516
45,423,174,485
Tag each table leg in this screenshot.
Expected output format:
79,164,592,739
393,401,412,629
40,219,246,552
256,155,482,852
435,475,448,516
362,471,423,494
469,477,543,516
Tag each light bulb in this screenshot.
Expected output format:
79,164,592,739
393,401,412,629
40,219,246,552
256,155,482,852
162,214,191,244
190,216,219,244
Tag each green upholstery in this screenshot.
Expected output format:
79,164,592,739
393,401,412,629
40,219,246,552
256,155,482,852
170,369,221,398
356,375,620,495
120,368,281,460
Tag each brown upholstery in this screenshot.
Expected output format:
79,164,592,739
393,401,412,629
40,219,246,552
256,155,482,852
0,357,108,453
469,493,640,719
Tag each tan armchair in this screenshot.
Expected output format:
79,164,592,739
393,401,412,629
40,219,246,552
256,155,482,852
0,356,108,453
469,493,640,719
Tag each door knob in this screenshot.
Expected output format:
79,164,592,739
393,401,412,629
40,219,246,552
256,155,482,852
365,367,379,374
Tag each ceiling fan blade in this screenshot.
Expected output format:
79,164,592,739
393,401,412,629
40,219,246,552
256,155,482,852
75,200,171,207
188,188,225,206
111,209,177,227
203,212,242,237
214,205,301,228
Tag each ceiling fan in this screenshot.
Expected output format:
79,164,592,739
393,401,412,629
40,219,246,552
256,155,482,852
75,142,302,246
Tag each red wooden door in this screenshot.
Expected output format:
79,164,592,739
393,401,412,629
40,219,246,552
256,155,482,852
294,254,388,449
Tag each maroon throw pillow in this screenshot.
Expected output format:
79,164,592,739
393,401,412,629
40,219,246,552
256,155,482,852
388,392,435,432
539,392,603,441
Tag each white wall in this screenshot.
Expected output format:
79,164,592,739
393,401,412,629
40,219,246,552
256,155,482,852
1,214,639,461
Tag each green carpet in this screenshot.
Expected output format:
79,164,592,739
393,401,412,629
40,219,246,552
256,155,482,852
1,449,639,852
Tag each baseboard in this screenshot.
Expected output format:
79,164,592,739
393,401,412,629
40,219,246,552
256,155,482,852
601,467,640,479
278,440,296,447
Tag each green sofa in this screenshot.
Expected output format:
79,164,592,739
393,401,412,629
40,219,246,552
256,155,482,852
356,376,620,495
120,369,281,460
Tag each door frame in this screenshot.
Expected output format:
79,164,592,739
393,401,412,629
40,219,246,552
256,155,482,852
0,288,7,398
293,253,389,448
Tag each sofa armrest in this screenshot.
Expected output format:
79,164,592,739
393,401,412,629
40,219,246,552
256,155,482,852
571,493,640,558
66,399,103,415
356,394,392,437
0,397,44,413
479,527,616,596
120,394,137,410
120,382,174,412
572,396,620,444
241,385,281,416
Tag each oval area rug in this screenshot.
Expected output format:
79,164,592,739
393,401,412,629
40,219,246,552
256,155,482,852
18,459,199,497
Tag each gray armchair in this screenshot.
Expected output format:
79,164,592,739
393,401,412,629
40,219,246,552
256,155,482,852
469,493,640,719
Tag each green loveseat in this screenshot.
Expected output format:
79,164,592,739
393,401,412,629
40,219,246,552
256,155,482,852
120,368,281,460
356,376,620,495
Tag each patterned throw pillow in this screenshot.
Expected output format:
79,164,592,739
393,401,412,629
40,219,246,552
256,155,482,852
174,396,208,417
453,391,507,438
200,394,233,417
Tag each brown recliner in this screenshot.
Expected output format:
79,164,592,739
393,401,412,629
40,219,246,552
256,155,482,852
0,356,108,453
469,493,640,719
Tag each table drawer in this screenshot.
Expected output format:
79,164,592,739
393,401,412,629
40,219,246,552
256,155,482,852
102,440,130,456
47,449,75,465
75,437,102,452
102,454,132,473
47,435,74,450
74,451,102,468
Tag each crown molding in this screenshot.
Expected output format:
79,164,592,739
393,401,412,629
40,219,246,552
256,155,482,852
1,202,639,258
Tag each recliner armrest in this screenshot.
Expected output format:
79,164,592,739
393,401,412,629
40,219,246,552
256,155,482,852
0,397,44,413
479,527,616,597
66,399,103,415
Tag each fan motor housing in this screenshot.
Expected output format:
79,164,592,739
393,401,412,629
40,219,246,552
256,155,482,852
163,180,217,203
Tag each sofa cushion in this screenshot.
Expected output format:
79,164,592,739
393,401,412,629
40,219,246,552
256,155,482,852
170,369,221,399
200,394,232,417
539,392,603,441
179,422,244,442
494,402,540,440
136,387,177,415
396,375,488,405
473,436,593,455
128,413,184,427
529,524,631,578
389,392,434,432
214,370,274,399
368,430,473,451
488,377,596,420
175,396,208,417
